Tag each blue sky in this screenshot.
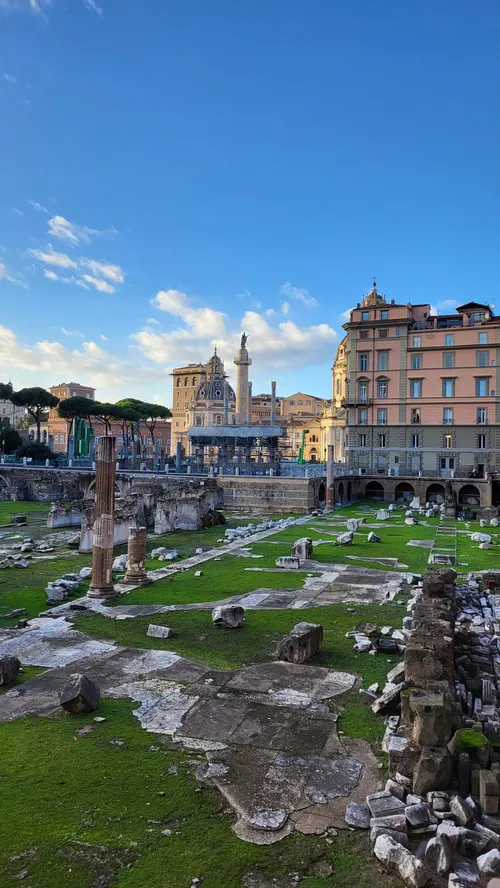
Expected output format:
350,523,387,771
1,0,499,405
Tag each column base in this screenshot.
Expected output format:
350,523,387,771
122,574,152,587
88,585,116,599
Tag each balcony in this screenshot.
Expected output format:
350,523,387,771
342,397,372,408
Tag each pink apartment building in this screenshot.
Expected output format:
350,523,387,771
343,282,499,484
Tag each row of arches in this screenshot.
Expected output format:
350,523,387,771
336,480,352,503
364,480,481,506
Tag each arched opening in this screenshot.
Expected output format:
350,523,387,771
318,482,326,507
395,482,415,502
365,480,384,501
310,447,317,462
338,481,344,503
458,484,481,507
347,480,352,501
427,483,445,504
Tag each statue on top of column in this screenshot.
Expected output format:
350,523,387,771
240,332,248,349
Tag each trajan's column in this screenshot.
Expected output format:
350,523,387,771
234,332,252,424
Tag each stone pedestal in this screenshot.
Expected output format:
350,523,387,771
88,436,116,599
123,526,151,586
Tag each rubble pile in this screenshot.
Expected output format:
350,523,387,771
346,567,500,887
223,516,301,542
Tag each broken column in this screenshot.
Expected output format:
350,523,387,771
123,526,151,586
88,436,116,599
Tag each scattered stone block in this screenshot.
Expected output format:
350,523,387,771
367,791,406,819
194,570,202,577
277,622,323,664
472,533,492,543
211,605,244,628
371,683,403,715
480,770,499,815
368,531,382,543
478,849,500,876
59,673,100,714
0,656,20,686
425,834,452,876
345,801,370,829
275,556,301,569
377,510,391,520
112,554,128,572
147,624,175,639
413,747,452,797
387,662,405,684
481,542,492,549
386,778,406,801
336,532,353,545
292,538,313,559
452,861,480,883
373,835,428,888
370,826,410,848
450,795,475,827
406,804,431,829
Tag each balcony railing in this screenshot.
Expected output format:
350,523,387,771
342,397,372,408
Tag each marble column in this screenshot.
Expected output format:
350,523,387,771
326,444,335,510
234,339,252,424
123,526,151,586
88,436,116,598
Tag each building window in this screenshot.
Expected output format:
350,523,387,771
410,455,420,472
358,408,368,425
412,335,422,347
176,378,181,387
444,434,453,449
377,351,388,371
306,399,311,405
361,310,369,320
410,380,422,398
440,456,455,470
477,407,487,424
336,379,340,394
377,454,386,467
477,434,486,449
476,378,489,397
377,408,387,424
358,432,367,446
289,400,295,405
411,354,422,370
411,434,420,448
359,353,369,371
192,377,197,386
443,352,455,369
396,327,401,337
358,381,368,402
377,379,388,398
379,328,388,338
380,310,388,319
443,408,453,425
442,379,455,398
411,408,421,424
445,334,454,346
479,332,488,345
359,329,369,339
298,400,303,405
175,421,179,427
476,351,489,367
378,433,386,447
184,377,188,386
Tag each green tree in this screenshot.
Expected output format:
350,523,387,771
10,387,59,443
0,382,13,401
57,396,96,455
92,402,125,435
0,427,21,454
140,403,171,448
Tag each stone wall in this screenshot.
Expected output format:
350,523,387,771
217,475,326,514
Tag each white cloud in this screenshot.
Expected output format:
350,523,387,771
0,263,26,286
30,246,78,269
147,317,160,326
4,73,17,84
340,307,354,321
48,214,117,246
44,269,59,280
280,281,318,308
135,289,337,371
11,207,24,217
281,302,290,315
153,289,226,339
264,308,276,317
83,0,102,13
81,274,115,293
0,324,166,399
99,334,108,341
28,200,49,213
60,327,84,338
79,257,124,283
430,304,438,316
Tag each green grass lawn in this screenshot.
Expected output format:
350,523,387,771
0,554,92,627
0,699,400,888
0,501,49,525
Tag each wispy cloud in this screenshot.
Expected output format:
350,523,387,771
146,317,160,326
281,302,290,316
61,327,85,338
280,281,318,308
0,262,27,288
11,207,24,217
83,0,102,14
79,257,124,283
340,307,354,321
48,214,117,246
4,73,17,84
81,274,115,293
99,334,108,341
28,200,49,213
31,247,78,269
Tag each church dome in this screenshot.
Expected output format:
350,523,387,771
194,378,236,404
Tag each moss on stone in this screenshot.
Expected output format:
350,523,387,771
454,727,489,754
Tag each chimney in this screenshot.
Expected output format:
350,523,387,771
270,381,277,425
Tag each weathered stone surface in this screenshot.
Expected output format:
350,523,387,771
406,804,431,828
377,510,390,520
481,771,500,815
79,566,92,579
336,532,353,545
478,849,500,876
111,554,128,572
451,795,475,827
409,689,454,748
425,834,452,876
452,861,480,883
458,828,490,858
386,778,406,801
373,835,428,887
372,683,403,715
471,533,492,543
368,532,381,543
211,606,244,628
370,813,407,832
147,624,175,639
367,791,406,818
0,655,20,686
277,622,323,665
59,673,100,714
413,747,452,797
370,826,410,848
345,801,370,829
275,556,301,569
291,538,313,560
